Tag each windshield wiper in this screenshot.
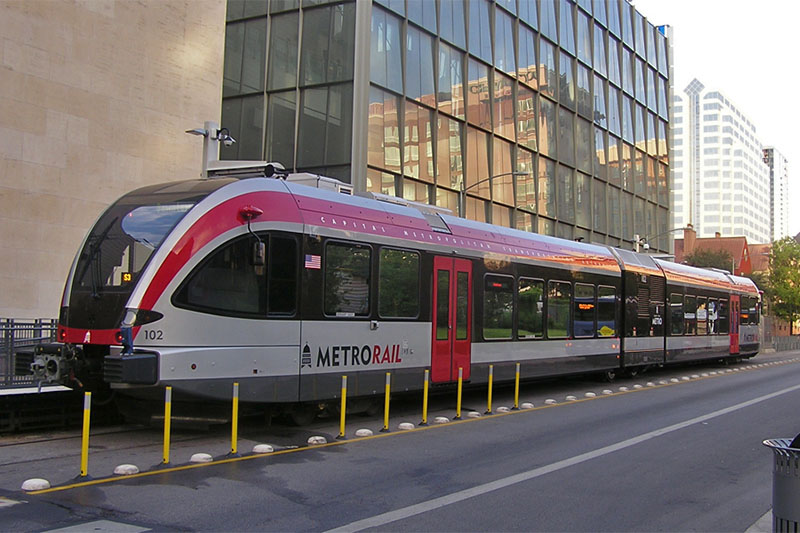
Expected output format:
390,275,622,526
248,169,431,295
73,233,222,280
76,217,118,299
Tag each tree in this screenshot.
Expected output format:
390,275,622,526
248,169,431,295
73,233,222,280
684,248,734,272
746,270,770,314
769,237,800,335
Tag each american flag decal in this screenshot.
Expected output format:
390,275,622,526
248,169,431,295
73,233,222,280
304,254,321,269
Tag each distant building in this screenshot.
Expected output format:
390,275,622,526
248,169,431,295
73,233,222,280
222,0,672,250
671,79,771,244
762,147,790,241
674,226,751,276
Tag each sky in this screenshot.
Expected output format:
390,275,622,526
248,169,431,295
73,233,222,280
632,0,800,238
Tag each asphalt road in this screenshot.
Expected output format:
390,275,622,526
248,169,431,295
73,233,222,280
2,352,799,532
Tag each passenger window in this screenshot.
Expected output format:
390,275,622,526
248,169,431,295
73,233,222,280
696,297,708,335
707,299,718,334
547,281,572,339
378,248,420,318
684,295,697,335
324,242,371,317
597,286,617,337
574,283,596,338
518,278,544,339
717,299,729,334
175,235,266,317
484,275,514,339
670,293,684,335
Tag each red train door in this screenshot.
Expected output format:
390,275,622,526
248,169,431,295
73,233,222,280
730,295,740,354
431,256,472,382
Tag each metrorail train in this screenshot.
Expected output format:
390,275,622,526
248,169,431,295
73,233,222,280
25,162,760,423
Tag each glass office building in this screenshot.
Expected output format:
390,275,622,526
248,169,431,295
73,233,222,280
222,0,671,251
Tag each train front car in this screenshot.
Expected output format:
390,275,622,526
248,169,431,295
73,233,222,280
729,274,761,357
37,178,235,394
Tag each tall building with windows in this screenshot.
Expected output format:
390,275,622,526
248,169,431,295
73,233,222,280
222,0,672,251
763,147,789,241
672,79,771,244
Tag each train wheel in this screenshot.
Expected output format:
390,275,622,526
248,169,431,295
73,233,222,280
287,404,320,426
601,369,616,382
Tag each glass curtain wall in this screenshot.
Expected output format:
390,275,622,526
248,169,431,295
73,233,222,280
223,0,670,251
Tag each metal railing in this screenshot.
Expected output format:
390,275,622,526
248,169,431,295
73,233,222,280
1,318,57,388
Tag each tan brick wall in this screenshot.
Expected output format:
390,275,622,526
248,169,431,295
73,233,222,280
0,0,225,318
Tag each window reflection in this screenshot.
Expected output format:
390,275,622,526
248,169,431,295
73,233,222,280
540,1,557,42
576,172,590,228
558,107,575,166
494,73,515,140
367,87,401,173
608,37,621,87
495,10,516,75
577,64,592,117
594,75,607,127
517,86,537,150
301,4,355,85
539,97,556,158
466,127,490,199
402,177,429,203
576,117,592,174
224,19,266,97
608,134,621,188
436,116,463,190
538,157,556,217
438,43,465,119
608,186,621,237
593,24,607,76
366,168,396,195
492,137,514,206
608,87,621,136
370,7,403,93
540,40,557,99
404,100,434,183
265,91,295,166
608,0,621,37
267,13,298,91
407,0,436,33
518,26,538,89
516,148,536,212
577,11,592,65
440,0,466,48
557,164,575,223
559,52,576,109
468,0,492,63
594,126,607,180
467,59,491,129
621,142,632,191
406,26,435,104
593,178,607,232
559,0,576,55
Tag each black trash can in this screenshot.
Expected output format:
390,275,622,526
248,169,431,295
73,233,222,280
763,438,800,532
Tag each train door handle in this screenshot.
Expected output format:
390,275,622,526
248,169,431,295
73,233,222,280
370,320,379,331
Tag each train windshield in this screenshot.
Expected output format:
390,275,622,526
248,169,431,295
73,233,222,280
73,202,195,293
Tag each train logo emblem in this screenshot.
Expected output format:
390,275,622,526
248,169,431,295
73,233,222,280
301,344,312,368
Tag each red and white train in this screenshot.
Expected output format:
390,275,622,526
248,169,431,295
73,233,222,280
30,163,760,421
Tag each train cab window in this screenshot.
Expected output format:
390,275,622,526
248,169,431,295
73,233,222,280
684,295,697,335
378,248,420,318
717,299,730,334
175,235,266,317
547,281,572,339
324,242,371,317
707,299,718,334
573,284,596,338
696,297,708,335
741,296,759,325
484,275,514,340
518,278,544,339
597,286,617,337
670,293,684,335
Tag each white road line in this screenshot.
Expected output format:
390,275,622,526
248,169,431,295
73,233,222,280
326,383,800,533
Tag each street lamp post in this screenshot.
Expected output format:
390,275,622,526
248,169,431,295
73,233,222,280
459,171,529,218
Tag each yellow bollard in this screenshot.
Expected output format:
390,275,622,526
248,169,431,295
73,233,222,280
163,386,172,464
337,375,347,439
80,392,91,477
420,369,430,426
513,362,521,410
381,372,391,432
455,367,463,420
486,364,494,414
230,382,239,455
